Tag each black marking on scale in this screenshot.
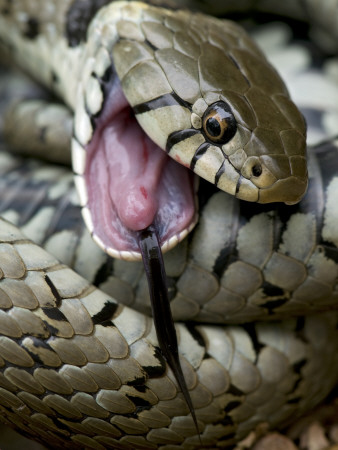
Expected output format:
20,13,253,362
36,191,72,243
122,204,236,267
224,400,241,412
141,346,167,378
242,323,265,359
91,65,115,89
289,358,307,395
93,257,114,287
0,157,84,241
212,245,237,282
219,416,235,426
261,298,289,313
261,282,285,298
293,358,307,374
126,394,152,409
45,275,62,307
129,383,147,392
42,192,84,247
237,197,298,254
144,38,158,52
321,245,338,265
287,396,302,404
39,126,47,143
133,91,192,116
1,2,10,15
186,323,206,349
311,137,338,169
295,316,306,333
227,385,244,397
28,337,53,350
126,375,147,387
91,300,119,325
302,142,338,249
138,226,201,439
25,347,44,366
212,201,241,279
218,432,237,443
23,17,40,40
42,306,68,322
51,71,59,84
65,0,113,47
0,165,50,226
99,64,114,85
25,339,54,365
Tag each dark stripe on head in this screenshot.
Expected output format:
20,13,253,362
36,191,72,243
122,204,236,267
190,142,210,170
133,91,191,115
215,162,225,186
235,175,243,194
166,129,200,153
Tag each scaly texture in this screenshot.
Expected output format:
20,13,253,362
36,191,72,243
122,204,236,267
0,214,338,449
0,1,338,449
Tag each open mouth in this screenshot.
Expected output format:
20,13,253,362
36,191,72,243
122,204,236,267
84,78,198,260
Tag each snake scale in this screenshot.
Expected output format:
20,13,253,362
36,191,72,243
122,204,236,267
0,1,338,448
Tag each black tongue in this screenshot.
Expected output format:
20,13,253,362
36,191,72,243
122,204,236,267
138,226,200,439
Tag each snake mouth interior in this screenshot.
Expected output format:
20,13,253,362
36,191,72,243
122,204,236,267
84,79,197,259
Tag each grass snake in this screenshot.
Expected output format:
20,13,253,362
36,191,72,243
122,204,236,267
0,1,338,448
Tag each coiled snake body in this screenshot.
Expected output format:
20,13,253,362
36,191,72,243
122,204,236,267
0,1,338,448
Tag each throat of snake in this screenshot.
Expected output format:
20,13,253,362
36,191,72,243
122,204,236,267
84,78,197,258
138,226,200,439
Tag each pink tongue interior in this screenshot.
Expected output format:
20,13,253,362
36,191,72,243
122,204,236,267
85,83,196,254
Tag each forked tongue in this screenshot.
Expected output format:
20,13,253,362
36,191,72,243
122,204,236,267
85,81,199,434
139,227,200,439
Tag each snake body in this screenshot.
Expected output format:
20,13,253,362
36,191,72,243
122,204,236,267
1,1,338,449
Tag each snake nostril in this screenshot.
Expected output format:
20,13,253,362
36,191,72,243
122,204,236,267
252,164,262,177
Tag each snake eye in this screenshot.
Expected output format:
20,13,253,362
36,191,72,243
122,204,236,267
202,101,237,144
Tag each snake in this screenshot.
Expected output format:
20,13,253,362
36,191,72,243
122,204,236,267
0,0,338,448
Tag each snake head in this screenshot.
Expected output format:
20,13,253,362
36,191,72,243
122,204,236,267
111,7,308,205
74,3,308,260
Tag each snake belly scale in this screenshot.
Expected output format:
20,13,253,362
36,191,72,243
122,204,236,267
0,1,338,449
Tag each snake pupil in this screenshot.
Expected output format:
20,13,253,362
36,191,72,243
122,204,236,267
206,117,221,137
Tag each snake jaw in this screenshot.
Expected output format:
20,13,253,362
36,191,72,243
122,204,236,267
76,78,198,261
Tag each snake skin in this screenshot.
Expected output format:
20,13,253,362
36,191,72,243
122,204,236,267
1,1,338,449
